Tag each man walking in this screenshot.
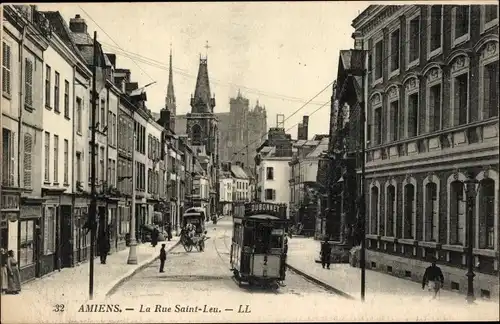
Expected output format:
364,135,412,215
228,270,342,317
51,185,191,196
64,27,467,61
320,238,331,269
159,244,167,273
422,257,444,299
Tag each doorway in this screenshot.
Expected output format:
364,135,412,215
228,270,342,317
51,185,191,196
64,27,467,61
60,205,73,268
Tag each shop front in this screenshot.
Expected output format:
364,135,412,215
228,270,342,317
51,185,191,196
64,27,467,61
73,196,90,265
18,197,43,283
0,189,20,253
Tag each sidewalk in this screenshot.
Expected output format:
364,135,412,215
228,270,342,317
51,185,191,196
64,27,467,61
286,238,498,317
1,238,179,306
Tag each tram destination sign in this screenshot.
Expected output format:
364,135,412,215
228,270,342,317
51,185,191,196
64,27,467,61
244,202,286,218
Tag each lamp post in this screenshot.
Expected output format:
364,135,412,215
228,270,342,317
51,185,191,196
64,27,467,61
464,175,479,304
127,133,138,265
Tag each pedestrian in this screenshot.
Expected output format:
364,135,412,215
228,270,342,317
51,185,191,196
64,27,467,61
151,227,159,247
6,250,21,294
166,222,172,242
159,243,166,273
320,238,331,269
1,248,8,293
422,257,444,299
98,232,110,264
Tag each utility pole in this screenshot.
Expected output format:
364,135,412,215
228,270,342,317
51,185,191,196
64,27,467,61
127,131,138,264
88,31,98,300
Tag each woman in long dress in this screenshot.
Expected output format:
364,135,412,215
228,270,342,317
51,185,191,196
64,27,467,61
1,248,8,293
6,250,21,294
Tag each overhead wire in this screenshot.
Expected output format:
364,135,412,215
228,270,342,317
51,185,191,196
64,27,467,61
230,13,437,161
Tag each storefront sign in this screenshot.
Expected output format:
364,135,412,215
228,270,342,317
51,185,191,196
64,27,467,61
20,205,42,219
1,194,20,210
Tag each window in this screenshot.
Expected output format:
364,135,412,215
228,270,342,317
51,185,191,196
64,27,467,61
265,189,276,201
406,93,418,137
19,220,35,267
386,185,395,237
425,182,438,242
266,167,274,180
63,139,69,184
44,132,50,182
389,100,399,142
453,73,468,126
191,124,202,145
374,107,382,145
428,84,442,132
403,184,415,239
76,152,82,183
2,128,14,186
53,135,59,183
389,29,400,73
482,59,499,119
428,6,443,56
23,133,32,188
453,6,470,43
407,15,420,66
25,58,33,107
112,113,117,146
64,80,70,118
481,5,499,33
100,147,105,186
370,186,379,235
44,206,56,255
373,39,383,81
449,181,465,245
101,99,106,131
2,42,11,95
76,97,82,133
44,66,51,107
478,179,495,249
54,72,60,112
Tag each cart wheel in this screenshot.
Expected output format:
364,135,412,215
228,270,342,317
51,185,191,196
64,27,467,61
186,244,193,252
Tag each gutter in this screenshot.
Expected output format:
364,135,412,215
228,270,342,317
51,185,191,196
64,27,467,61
17,24,26,192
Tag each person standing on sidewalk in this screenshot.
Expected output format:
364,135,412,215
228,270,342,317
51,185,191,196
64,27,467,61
1,248,8,293
6,250,21,294
159,244,167,273
320,239,331,269
166,222,172,241
422,258,444,299
98,229,110,264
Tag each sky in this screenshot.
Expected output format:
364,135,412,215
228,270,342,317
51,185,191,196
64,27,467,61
37,2,370,138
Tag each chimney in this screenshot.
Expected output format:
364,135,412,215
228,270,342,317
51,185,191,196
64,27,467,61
303,116,309,140
69,14,87,33
159,109,171,130
125,82,138,93
235,161,241,166
297,122,304,140
241,162,244,168
106,53,116,68
227,162,232,171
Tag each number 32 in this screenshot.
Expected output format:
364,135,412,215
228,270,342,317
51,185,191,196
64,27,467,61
53,304,65,312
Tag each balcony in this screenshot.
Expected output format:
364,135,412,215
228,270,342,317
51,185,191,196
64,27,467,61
366,118,498,168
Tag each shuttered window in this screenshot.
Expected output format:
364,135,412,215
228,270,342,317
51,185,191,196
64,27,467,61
24,58,33,107
23,133,33,188
54,135,59,183
54,72,60,112
2,42,11,95
64,139,69,184
64,80,70,118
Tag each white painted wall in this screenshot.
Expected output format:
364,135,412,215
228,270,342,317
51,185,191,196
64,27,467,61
42,43,74,192
219,178,233,202
258,158,291,217
299,160,319,182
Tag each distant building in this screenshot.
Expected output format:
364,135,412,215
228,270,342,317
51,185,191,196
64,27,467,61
231,161,250,203
255,126,294,218
219,163,233,215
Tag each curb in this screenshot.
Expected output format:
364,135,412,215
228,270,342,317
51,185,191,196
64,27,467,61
104,240,181,298
286,263,355,300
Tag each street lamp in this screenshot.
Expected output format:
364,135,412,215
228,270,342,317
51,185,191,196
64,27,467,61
464,175,480,304
127,133,138,265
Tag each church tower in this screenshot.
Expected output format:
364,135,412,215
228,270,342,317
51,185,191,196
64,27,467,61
165,48,176,132
186,55,218,158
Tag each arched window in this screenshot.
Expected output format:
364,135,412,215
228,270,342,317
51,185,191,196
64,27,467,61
386,185,396,237
403,183,416,239
370,186,379,235
478,178,495,249
449,181,465,245
424,182,438,242
191,124,202,145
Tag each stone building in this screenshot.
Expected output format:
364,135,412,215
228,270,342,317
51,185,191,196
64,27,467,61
351,4,498,298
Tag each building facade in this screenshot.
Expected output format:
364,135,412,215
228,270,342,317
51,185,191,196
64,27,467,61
219,165,233,216
352,4,499,298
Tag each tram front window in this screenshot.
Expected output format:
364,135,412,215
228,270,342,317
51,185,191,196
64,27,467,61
254,226,273,254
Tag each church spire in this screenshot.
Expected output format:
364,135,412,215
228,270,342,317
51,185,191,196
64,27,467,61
191,55,215,113
166,45,175,105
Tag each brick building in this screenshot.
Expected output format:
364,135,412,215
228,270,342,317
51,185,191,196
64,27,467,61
352,4,498,298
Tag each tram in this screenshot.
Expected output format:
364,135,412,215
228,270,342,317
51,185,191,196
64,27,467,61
230,202,289,288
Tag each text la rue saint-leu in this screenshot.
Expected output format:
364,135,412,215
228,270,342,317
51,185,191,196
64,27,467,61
138,304,251,313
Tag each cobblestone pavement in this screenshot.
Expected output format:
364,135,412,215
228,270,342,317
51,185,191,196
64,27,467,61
1,238,179,324
286,237,499,321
